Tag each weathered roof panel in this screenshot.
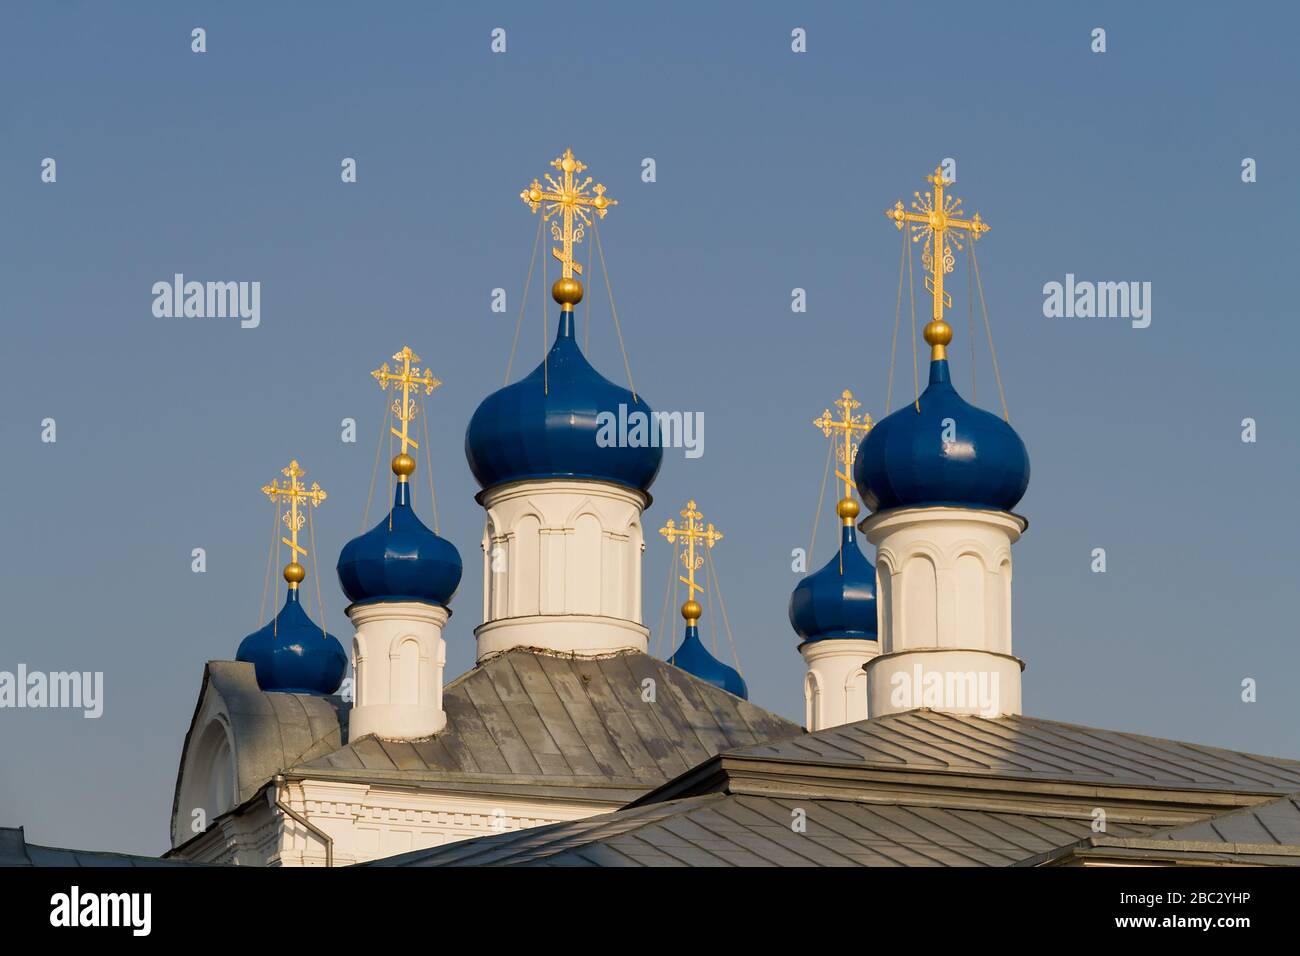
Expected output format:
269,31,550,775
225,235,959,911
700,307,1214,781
296,648,801,800
722,710,1300,795
1,827,198,867
1151,792,1300,845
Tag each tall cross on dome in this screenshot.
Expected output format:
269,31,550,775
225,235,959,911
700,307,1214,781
371,346,441,482
659,500,723,626
885,165,990,360
813,388,873,526
262,459,327,589
520,148,617,303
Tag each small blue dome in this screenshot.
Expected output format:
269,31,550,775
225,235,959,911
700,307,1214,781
337,482,463,607
789,525,878,644
465,311,663,493
855,359,1030,513
667,625,748,699
236,590,347,695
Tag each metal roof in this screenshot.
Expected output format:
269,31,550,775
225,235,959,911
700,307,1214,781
0,827,196,867
718,709,1300,795
366,792,1163,867
293,648,801,800
363,709,1300,867
1151,792,1300,845
1016,794,1300,866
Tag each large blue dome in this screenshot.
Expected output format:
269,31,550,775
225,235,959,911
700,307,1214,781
236,590,347,695
465,311,663,493
788,525,878,644
855,359,1029,513
667,625,748,699
337,482,463,607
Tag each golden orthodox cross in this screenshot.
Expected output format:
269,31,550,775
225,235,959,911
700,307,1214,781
885,165,990,359
262,459,327,588
520,148,617,281
813,389,873,525
659,500,723,625
371,346,441,481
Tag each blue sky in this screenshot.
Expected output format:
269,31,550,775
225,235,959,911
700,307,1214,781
1,2,1297,853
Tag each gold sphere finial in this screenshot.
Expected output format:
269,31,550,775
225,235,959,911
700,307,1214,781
924,320,953,347
552,276,584,308
924,319,952,359
681,599,702,623
284,562,306,585
392,452,416,478
836,496,860,523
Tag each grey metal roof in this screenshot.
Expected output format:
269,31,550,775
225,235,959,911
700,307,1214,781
1,827,196,867
295,648,800,801
718,709,1300,796
1151,792,1300,845
365,793,1164,867
1015,794,1300,867
364,708,1300,867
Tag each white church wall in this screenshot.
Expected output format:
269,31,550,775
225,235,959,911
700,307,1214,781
476,479,650,659
175,779,623,867
799,638,878,731
348,601,449,741
864,506,1026,718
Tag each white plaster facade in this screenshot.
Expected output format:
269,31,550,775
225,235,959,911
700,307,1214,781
799,638,878,731
176,778,621,867
476,478,649,660
347,600,449,741
862,506,1026,717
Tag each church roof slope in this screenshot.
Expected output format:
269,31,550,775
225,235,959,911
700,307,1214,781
0,827,199,867
293,648,801,800
1014,793,1300,867
1150,791,1300,845
362,792,1163,867
714,709,1300,796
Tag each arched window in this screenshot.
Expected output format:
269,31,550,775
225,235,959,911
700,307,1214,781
394,637,421,706
512,514,541,616
901,554,938,649
804,671,823,731
568,513,602,615
954,553,986,649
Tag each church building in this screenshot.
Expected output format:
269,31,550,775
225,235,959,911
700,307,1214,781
152,156,1300,868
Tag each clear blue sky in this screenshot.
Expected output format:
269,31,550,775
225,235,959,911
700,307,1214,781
2,2,1297,854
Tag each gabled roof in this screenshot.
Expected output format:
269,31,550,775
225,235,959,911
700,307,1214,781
294,648,800,802
363,792,1164,867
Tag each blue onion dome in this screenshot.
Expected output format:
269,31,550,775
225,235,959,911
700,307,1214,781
668,625,748,699
854,358,1030,513
465,310,663,493
789,524,878,644
236,589,347,695
337,482,463,607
